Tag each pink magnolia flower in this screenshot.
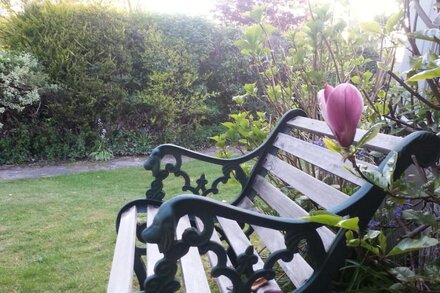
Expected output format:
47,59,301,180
318,83,364,147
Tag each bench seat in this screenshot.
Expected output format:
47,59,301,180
107,109,440,293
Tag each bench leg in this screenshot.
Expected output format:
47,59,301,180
134,246,146,290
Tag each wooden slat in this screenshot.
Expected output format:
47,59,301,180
217,217,281,293
263,154,349,209
251,176,335,250
287,116,402,153
251,225,313,288
238,197,313,287
275,133,375,186
107,206,137,293
146,205,162,277
195,219,233,293
253,175,308,218
177,216,211,293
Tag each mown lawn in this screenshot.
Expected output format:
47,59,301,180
0,160,240,292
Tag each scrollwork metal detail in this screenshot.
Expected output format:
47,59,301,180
144,148,249,201
144,258,180,293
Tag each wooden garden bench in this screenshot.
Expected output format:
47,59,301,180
107,109,440,293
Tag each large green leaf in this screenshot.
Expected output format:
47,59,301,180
359,21,382,34
386,11,402,33
402,209,437,226
406,66,440,82
337,217,359,231
389,267,416,283
408,28,440,42
387,236,439,256
303,212,342,226
303,211,359,231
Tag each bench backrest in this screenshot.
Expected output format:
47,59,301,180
142,109,439,292
230,111,423,290
237,112,401,217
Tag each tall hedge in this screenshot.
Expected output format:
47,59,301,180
0,3,251,163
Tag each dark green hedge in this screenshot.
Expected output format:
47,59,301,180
0,3,251,163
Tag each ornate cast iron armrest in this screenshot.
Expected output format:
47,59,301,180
143,109,308,202
144,144,265,175
142,194,327,292
143,109,309,176
143,144,262,201
143,194,323,254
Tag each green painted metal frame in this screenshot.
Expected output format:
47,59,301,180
115,109,440,293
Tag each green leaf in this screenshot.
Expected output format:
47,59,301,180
408,28,440,42
406,66,440,82
261,23,276,35
386,11,402,33
402,210,437,226
389,267,416,283
243,83,256,95
347,230,382,254
343,164,358,177
382,151,398,189
345,230,355,241
356,122,385,148
360,21,382,34
363,71,373,82
346,238,361,247
232,95,245,106
377,89,386,99
303,212,342,226
303,211,359,231
377,61,389,71
360,241,380,255
246,5,266,23
378,232,387,254
375,102,389,115
336,217,359,232
222,122,235,129
424,265,440,282
387,236,439,256
389,282,405,291
351,75,360,84
363,229,381,240
323,137,342,154
359,167,388,189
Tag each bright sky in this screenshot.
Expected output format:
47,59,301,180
348,0,400,21
140,0,400,21
142,0,216,16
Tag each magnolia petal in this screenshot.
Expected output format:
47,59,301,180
317,89,329,123
325,83,363,147
324,84,334,102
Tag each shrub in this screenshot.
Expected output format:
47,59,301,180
0,3,251,163
0,3,132,129
0,122,94,164
109,129,152,156
0,50,54,129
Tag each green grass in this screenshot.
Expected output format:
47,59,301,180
0,160,240,292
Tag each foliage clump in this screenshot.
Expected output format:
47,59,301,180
0,2,250,163
0,50,55,128
211,3,440,292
